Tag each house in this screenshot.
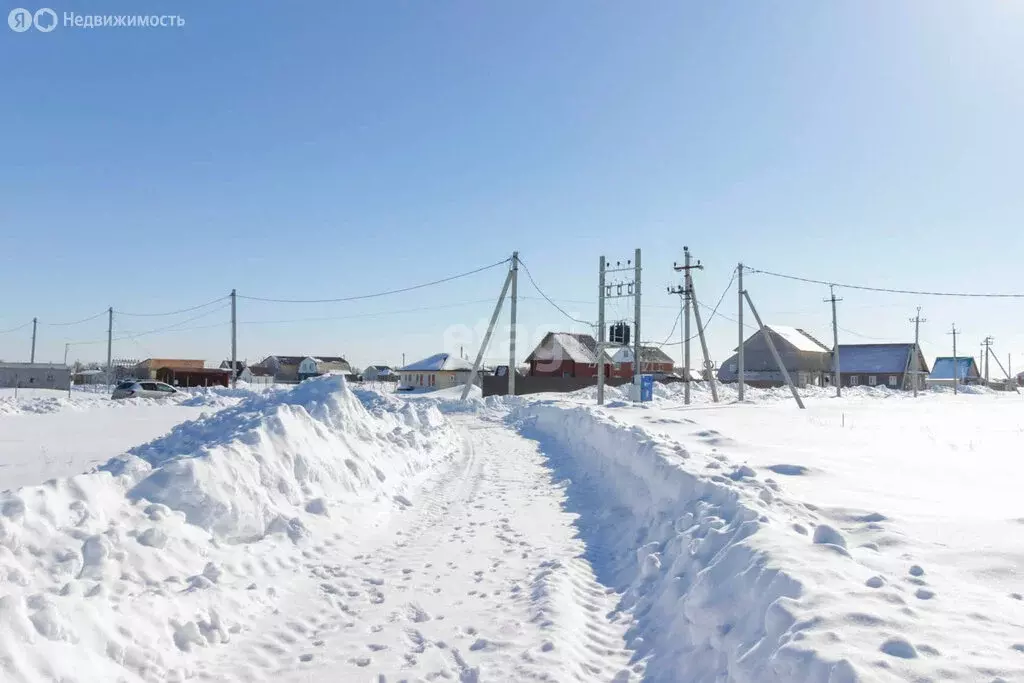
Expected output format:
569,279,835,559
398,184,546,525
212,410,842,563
610,345,676,377
298,356,352,380
399,353,474,391
717,325,831,388
255,355,351,383
133,358,205,380
218,360,253,383
155,367,232,388
927,357,982,387
525,332,618,378
835,343,929,389
1018,371,1024,387
0,363,71,390
72,369,106,385
362,365,396,382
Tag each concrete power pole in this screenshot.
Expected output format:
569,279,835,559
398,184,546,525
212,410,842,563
508,252,518,397
461,266,513,401
597,256,606,406
30,317,37,364
949,323,959,395
825,286,841,397
231,289,238,388
106,307,113,386
909,308,926,397
982,336,994,385
737,263,745,401
633,248,642,392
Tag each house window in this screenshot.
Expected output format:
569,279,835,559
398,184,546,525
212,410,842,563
849,375,859,386
429,375,435,387
888,375,898,387
868,376,877,386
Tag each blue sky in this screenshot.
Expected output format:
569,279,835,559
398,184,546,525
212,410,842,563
2,0,1023,373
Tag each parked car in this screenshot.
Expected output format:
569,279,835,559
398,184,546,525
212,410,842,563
111,380,179,400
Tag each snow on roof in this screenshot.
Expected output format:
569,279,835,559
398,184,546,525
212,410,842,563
400,353,474,372
610,346,675,365
527,333,602,364
766,326,831,353
929,357,979,380
837,344,919,374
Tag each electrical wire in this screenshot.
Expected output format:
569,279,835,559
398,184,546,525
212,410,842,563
114,295,230,317
0,321,32,335
237,258,511,304
518,259,595,328
239,298,498,326
115,304,229,339
42,309,109,327
648,268,738,347
747,267,1024,298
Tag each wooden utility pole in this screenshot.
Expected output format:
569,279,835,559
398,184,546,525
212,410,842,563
825,286,841,397
949,324,959,395
982,336,994,385
909,308,926,397
508,252,518,397
737,263,745,401
597,256,606,406
30,317,37,363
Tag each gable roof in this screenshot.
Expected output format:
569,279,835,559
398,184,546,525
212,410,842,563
219,360,247,371
610,345,675,365
313,356,348,364
400,353,474,372
766,326,831,353
929,357,980,380
837,344,927,374
526,332,604,364
370,365,391,371
264,355,304,366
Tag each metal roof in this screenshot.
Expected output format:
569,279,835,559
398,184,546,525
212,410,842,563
766,326,831,353
836,344,923,374
929,357,979,380
400,353,474,372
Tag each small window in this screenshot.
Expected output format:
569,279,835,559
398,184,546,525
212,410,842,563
849,375,859,386
141,382,159,391
868,376,877,386
888,375,898,387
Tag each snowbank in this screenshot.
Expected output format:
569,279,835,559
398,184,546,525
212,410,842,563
512,394,1024,682
0,376,461,682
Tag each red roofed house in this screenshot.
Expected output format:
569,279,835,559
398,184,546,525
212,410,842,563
525,332,630,378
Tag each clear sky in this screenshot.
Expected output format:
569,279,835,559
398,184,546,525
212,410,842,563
2,0,1023,374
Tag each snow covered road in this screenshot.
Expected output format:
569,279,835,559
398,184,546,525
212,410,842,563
195,414,636,682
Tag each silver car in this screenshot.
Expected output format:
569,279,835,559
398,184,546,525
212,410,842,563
111,380,180,400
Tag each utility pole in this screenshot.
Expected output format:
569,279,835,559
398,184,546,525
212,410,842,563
106,307,113,386
682,249,691,404
825,286,841,397
597,256,606,406
689,274,719,403
949,324,959,395
461,265,514,400
633,248,642,393
982,336,994,385
737,263,745,401
909,308,926,397
743,290,805,409
30,317,37,363
230,289,238,388
64,343,70,366
508,252,518,397
671,247,717,404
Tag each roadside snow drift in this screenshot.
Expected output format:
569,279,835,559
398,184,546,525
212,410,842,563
513,396,1024,683
0,376,460,683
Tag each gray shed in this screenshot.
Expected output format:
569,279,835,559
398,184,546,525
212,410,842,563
0,363,72,390
717,325,831,388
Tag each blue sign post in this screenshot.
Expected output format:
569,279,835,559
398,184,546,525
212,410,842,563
640,374,654,402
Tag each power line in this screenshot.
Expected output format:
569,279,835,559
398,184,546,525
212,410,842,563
115,295,230,317
748,266,1024,298
0,321,32,335
238,298,498,326
518,259,595,328
42,309,109,327
649,268,737,347
237,258,511,304
115,304,230,339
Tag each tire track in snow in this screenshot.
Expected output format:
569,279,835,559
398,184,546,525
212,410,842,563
198,414,636,682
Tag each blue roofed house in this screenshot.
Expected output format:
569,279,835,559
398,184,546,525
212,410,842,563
836,343,929,390
927,357,982,387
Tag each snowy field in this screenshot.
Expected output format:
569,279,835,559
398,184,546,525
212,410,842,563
0,379,1019,682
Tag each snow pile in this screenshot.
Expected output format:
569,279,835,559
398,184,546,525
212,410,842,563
0,376,461,682
513,393,1024,682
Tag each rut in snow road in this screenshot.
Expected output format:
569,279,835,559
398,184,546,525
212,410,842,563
196,414,639,683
